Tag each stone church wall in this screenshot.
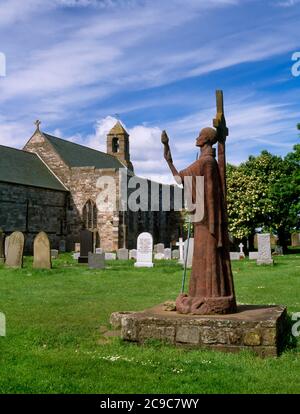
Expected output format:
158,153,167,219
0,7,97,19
0,182,68,253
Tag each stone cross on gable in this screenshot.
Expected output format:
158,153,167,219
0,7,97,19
34,120,41,131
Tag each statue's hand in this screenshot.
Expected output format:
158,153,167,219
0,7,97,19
161,130,173,163
161,130,169,145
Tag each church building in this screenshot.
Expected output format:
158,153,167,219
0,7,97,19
0,121,182,253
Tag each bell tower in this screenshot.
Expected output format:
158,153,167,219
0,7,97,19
107,121,133,171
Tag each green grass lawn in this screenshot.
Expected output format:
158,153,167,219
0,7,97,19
0,254,299,394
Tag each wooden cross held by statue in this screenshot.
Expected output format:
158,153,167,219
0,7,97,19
213,90,228,197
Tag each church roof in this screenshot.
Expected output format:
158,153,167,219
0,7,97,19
0,145,68,191
43,133,124,169
108,121,129,136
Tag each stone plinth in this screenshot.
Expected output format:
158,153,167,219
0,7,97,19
113,304,288,357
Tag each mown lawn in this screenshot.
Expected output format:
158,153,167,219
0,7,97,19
0,254,299,394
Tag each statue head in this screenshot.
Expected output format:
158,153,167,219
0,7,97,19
196,127,218,147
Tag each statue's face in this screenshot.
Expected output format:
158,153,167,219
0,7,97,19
196,133,206,147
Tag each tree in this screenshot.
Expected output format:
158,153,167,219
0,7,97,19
226,142,300,250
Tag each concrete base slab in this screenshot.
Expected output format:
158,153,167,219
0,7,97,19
111,304,289,357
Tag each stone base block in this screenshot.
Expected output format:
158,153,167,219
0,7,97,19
257,259,274,265
134,262,153,268
115,304,288,357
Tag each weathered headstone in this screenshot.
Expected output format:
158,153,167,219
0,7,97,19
291,233,300,247
5,231,24,268
176,238,184,264
95,247,103,254
117,248,129,260
59,239,66,252
88,252,105,269
0,229,4,264
257,233,273,265
156,243,165,254
134,232,153,268
51,249,58,259
78,230,93,263
154,253,165,260
183,238,194,268
172,249,179,259
249,252,258,260
33,231,52,269
273,246,283,256
230,252,240,261
74,243,80,253
105,252,116,260
73,252,80,260
164,248,172,260
129,249,137,260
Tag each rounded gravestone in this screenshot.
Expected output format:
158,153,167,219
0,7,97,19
5,231,24,268
33,231,52,269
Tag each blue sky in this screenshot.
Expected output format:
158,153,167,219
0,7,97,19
0,0,299,183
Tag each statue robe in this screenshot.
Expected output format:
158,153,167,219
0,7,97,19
176,148,236,315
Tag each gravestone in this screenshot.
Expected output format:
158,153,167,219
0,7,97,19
257,233,273,265
291,233,300,247
73,252,80,260
273,246,283,256
230,252,240,260
134,232,153,268
172,249,179,259
164,248,172,260
117,248,129,260
105,252,116,260
51,249,58,259
249,252,258,260
129,249,137,260
33,231,52,269
154,253,165,260
183,238,194,268
59,240,66,252
239,243,245,258
88,252,105,269
78,230,93,263
95,248,103,254
4,235,10,258
156,243,165,254
0,229,4,264
74,243,80,253
254,233,278,249
176,238,184,264
5,231,24,268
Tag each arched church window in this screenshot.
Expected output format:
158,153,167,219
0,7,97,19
82,200,97,230
112,137,119,153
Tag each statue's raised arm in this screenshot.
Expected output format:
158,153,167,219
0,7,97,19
161,130,182,185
